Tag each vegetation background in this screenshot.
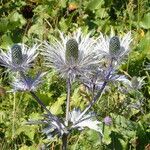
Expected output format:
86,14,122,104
0,0,150,149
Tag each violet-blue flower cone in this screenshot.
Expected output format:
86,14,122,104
65,38,78,62
109,36,120,57
11,44,23,65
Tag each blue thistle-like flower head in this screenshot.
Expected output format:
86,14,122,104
0,44,39,72
27,113,68,140
109,36,121,58
11,44,23,65
95,30,132,62
42,29,99,82
65,38,79,63
12,72,46,91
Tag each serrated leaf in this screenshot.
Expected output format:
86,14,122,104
70,109,102,134
50,94,66,115
16,125,38,141
7,12,26,30
140,13,150,29
36,92,52,105
71,88,82,107
0,33,13,49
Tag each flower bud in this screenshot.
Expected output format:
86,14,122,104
11,44,23,65
65,39,78,62
109,36,120,57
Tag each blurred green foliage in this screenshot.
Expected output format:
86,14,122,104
0,0,150,149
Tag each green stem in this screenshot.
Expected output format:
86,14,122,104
65,76,71,126
12,92,16,139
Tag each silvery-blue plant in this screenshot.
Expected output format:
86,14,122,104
41,28,99,82
0,29,134,150
0,44,39,72
95,30,132,63
12,72,46,92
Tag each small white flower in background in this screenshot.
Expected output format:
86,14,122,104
0,44,39,72
69,109,102,134
42,28,99,82
12,72,46,91
95,30,132,62
103,116,112,125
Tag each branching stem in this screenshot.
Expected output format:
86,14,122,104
77,60,113,121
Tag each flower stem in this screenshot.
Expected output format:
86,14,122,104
76,81,107,121
30,91,51,114
12,92,16,139
62,133,68,150
77,61,113,121
65,76,71,126
29,91,65,131
19,71,63,129
62,75,71,150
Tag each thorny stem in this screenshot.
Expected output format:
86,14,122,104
65,75,71,126
77,60,113,122
19,71,63,130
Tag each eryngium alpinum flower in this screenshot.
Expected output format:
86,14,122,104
27,113,67,140
42,29,99,81
95,31,132,61
0,44,39,72
12,72,46,91
69,109,102,134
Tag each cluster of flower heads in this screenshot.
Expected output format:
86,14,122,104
0,28,132,91
0,28,134,139
0,29,132,84
42,29,132,82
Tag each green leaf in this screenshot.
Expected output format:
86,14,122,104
71,88,82,108
36,92,53,105
103,126,112,145
138,31,150,56
50,94,66,115
59,18,69,32
0,18,8,33
16,125,38,141
140,13,150,29
0,33,13,49
87,0,104,10
7,12,26,30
